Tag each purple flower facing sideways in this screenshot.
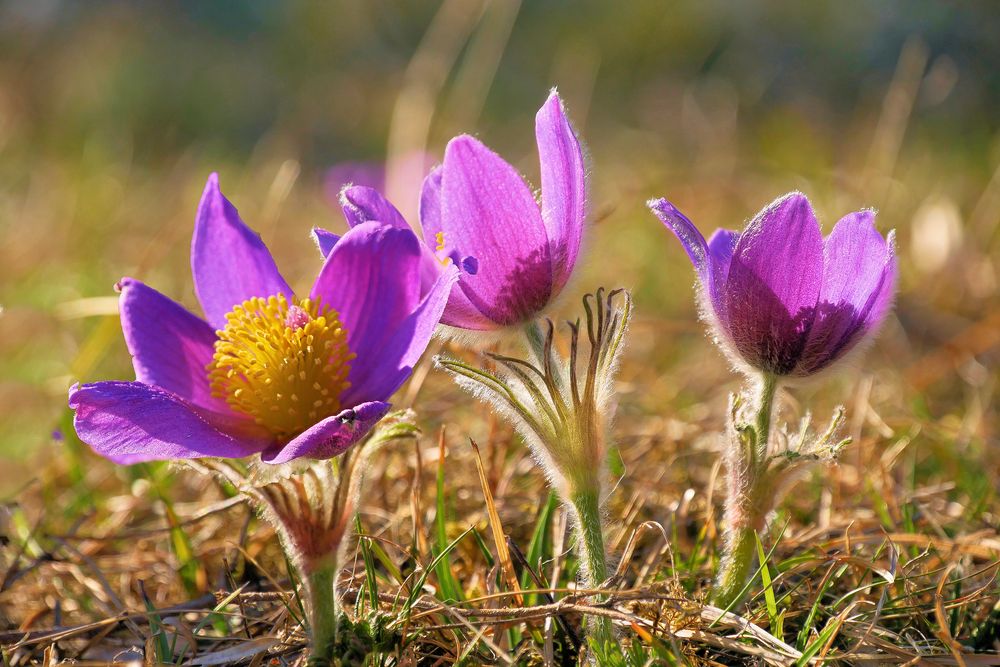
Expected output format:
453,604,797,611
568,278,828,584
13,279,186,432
314,89,587,331
69,174,456,465
649,193,897,378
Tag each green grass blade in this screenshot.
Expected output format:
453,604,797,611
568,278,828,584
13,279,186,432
754,531,781,638
405,526,475,614
434,448,464,603
355,514,380,610
519,491,557,603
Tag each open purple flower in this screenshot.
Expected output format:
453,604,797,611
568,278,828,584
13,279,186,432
649,192,897,378
314,90,587,331
69,174,456,465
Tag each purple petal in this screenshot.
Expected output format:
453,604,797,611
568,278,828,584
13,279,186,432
649,198,735,307
723,193,824,375
418,166,444,239
536,90,586,293
342,263,458,405
191,173,293,329
440,135,552,327
311,227,341,259
69,381,270,464
649,198,741,328
339,185,409,230
310,222,422,394
648,198,711,282
707,228,739,275
796,212,897,374
118,278,232,415
260,401,391,463
419,166,495,330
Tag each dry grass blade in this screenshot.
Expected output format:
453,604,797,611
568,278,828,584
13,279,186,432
469,438,523,606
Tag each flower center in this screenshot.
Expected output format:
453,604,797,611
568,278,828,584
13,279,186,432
208,294,354,441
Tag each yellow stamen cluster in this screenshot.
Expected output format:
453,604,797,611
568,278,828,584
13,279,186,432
208,294,354,441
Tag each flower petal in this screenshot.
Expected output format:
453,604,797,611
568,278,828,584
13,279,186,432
649,198,739,307
440,135,552,326
797,212,897,374
419,166,494,330
69,381,270,464
418,165,444,239
118,278,232,414
310,222,422,394
191,173,293,329
260,401,391,463
723,193,824,375
339,185,409,230
342,262,458,405
704,227,740,321
648,198,711,281
707,228,739,275
536,90,586,292
311,227,341,259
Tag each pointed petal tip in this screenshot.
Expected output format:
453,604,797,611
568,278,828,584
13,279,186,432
202,172,223,200
338,182,368,204
647,198,710,275
311,227,341,258
646,197,672,213
337,183,352,205
541,87,564,112
751,191,819,234
758,190,812,217
647,198,696,230
198,172,229,212
445,133,487,156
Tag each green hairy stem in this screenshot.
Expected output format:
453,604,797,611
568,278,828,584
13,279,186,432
711,374,778,610
570,487,615,647
306,564,339,666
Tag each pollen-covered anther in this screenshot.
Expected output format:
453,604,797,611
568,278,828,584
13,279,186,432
434,231,453,267
208,294,355,441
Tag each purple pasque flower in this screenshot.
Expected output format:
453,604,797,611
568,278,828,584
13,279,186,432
69,174,456,466
314,90,587,331
649,192,897,378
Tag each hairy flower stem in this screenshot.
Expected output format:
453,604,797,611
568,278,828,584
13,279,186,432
570,487,614,647
753,375,778,464
711,373,778,610
306,563,339,666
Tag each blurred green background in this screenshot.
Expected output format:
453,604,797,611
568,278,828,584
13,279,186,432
1,0,998,486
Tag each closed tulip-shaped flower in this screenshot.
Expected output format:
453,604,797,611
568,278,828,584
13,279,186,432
648,192,896,379
314,90,587,331
648,192,897,610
